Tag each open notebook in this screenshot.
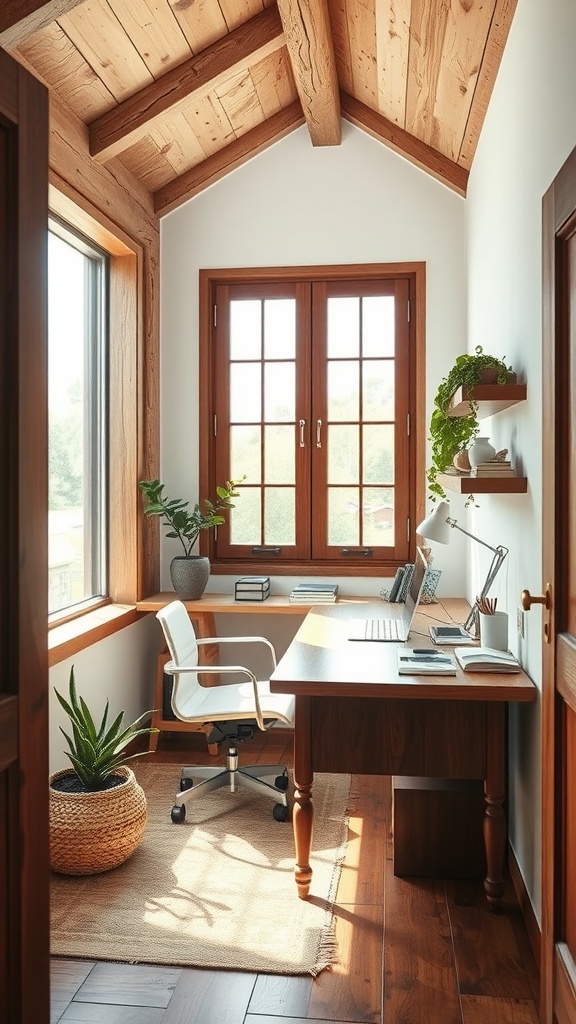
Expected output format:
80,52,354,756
348,549,429,643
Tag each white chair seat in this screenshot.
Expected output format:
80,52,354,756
171,672,295,726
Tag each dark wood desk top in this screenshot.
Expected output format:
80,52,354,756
270,603,537,703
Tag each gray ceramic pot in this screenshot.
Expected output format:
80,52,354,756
169,555,210,600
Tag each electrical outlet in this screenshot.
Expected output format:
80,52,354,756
517,607,525,639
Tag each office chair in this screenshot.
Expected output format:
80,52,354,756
156,600,295,823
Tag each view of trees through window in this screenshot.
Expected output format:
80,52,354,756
48,222,107,617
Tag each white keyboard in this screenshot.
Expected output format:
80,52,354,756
363,618,403,641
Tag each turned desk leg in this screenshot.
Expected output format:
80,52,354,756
483,702,507,910
292,696,314,899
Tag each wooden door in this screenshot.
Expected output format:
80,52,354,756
540,144,576,1023
0,48,50,1023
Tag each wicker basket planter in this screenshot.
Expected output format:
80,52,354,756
49,765,147,875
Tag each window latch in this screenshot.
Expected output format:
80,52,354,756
251,546,281,556
342,548,374,557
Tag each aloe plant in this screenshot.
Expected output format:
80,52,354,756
54,666,158,790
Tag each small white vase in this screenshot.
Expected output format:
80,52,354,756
469,436,496,469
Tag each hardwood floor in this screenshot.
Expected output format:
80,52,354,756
50,731,540,1024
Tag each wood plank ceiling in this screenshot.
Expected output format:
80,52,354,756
1,0,518,217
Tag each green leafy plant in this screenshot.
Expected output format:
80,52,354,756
138,477,244,556
54,666,158,791
427,346,512,501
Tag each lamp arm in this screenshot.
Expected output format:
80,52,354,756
463,544,509,633
448,518,500,555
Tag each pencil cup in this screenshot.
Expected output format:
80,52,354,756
479,611,508,651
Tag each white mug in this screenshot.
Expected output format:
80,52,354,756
479,611,508,651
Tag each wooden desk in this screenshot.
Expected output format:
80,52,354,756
269,602,537,909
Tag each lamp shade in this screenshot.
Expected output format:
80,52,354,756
416,501,452,544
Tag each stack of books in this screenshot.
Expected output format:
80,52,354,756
234,576,270,601
470,460,516,478
288,582,339,604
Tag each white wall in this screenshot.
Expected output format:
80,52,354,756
466,0,576,921
48,615,161,775
160,121,468,604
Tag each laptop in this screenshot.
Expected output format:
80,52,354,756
348,548,429,643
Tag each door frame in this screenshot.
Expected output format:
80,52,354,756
0,48,50,1022
541,144,576,1023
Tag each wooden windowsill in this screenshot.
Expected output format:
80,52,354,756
48,603,138,667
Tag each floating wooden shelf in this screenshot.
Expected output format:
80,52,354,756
438,473,528,495
447,383,527,418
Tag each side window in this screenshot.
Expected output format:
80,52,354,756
48,220,108,619
201,266,423,576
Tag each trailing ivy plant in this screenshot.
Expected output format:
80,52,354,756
427,346,512,501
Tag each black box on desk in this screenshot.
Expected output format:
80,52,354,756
393,777,486,879
234,576,271,601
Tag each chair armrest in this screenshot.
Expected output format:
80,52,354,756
196,635,277,669
164,661,265,730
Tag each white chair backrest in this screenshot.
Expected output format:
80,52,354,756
156,600,200,670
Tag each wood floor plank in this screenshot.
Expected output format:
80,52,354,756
308,903,383,1023
447,881,534,999
246,1017,362,1023
59,1003,165,1022
460,994,540,1023
51,960,96,1024
384,872,462,1023
72,962,181,1008
336,775,388,905
248,973,313,1017
161,968,256,1024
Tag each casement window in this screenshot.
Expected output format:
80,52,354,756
200,265,425,576
48,219,108,618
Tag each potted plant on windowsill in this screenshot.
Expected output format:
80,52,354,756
139,477,244,600
427,346,514,502
50,666,158,875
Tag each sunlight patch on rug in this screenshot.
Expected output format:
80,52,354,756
50,763,351,975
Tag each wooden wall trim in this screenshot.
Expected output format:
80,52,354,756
509,843,541,974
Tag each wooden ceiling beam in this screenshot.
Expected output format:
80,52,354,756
89,6,285,163
341,93,469,198
154,101,305,216
0,0,83,49
276,0,340,146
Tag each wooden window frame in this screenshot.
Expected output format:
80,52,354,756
199,262,426,578
47,184,157,664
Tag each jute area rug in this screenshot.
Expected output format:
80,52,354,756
50,763,351,976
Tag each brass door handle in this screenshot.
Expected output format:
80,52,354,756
521,587,550,610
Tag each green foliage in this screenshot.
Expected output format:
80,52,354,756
54,666,158,791
139,477,245,557
427,346,512,501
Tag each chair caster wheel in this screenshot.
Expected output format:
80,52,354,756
273,803,289,822
171,804,186,823
274,773,289,791
180,777,193,791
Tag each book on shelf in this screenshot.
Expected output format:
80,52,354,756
289,582,339,604
388,567,406,603
235,576,270,588
471,461,515,477
397,647,456,675
397,563,415,602
454,647,520,673
234,575,270,601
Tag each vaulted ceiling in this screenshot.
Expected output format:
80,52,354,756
1,0,517,217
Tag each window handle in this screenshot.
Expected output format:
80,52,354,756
316,419,322,448
251,546,281,556
299,419,306,448
342,548,374,557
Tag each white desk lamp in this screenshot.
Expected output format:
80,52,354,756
416,500,509,634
